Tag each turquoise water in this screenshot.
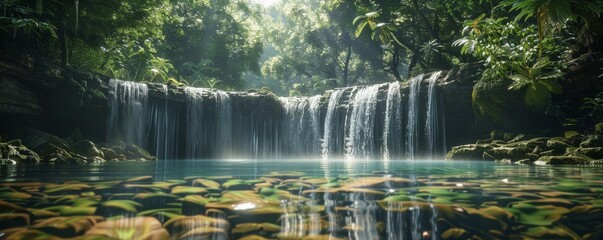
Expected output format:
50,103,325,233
1,160,602,239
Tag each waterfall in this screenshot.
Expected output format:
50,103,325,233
106,79,148,147
321,89,345,159
107,71,447,160
215,90,233,157
146,85,180,160
280,96,322,155
345,85,380,159
184,87,206,159
406,75,425,160
425,72,442,158
383,82,403,160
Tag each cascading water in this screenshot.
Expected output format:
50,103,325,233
425,71,443,158
321,89,345,159
383,81,403,160
345,85,380,159
406,74,425,160
280,96,322,155
106,79,148,147
184,87,206,159
214,90,233,157
107,71,446,160
146,85,181,160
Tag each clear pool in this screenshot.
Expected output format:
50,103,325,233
1,160,601,239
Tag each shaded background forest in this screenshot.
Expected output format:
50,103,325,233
1,0,602,131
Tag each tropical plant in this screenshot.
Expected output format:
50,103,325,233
142,56,173,83
507,57,564,109
354,12,401,46
501,0,603,52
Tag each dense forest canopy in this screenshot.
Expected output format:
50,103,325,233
1,0,601,100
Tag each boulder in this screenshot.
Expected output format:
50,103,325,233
546,139,572,151
576,147,603,159
580,135,603,148
596,122,603,135
39,143,72,162
72,140,104,159
0,139,40,164
446,144,493,160
0,159,16,165
100,147,126,161
535,156,593,165
125,144,157,160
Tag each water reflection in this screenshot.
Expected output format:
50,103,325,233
1,160,603,239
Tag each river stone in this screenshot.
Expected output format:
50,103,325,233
536,156,593,165
96,200,142,217
522,226,581,239
39,143,72,161
2,142,40,164
0,213,30,229
133,193,179,210
596,123,603,135
546,139,572,151
489,146,532,160
72,140,104,159
580,135,603,148
31,216,103,238
0,158,17,165
163,215,229,239
576,147,603,159
100,148,125,161
341,177,414,189
446,144,492,160
125,144,157,160
441,228,472,239
85,217,169,240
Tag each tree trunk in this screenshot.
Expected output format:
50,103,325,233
59,22,69,67
343,45,352,86
390,45,402,82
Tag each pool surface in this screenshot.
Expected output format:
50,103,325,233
1,160,602,239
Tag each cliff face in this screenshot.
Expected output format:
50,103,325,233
0,60,108,146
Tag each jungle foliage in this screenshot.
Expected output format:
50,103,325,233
1,0,602,111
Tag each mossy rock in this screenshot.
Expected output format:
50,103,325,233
535,156,593,165
100,148,126,161
85,217,169,240
596,123,603,135
576,147,603,159
39,143,73,162
546,139,572,151
0,140,40,164
488,146,532,161
580,135,603,148
0,213,30,229
124,144,157,160
446,144,493,160
31,216,103,238
72,140,104,159
163,215,229,239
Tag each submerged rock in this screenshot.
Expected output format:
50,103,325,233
85,217,169,240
